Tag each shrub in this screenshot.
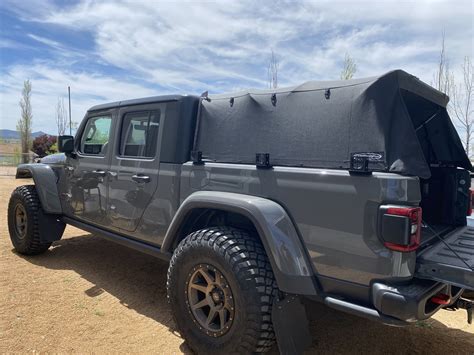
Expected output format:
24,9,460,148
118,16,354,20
32,134,57,157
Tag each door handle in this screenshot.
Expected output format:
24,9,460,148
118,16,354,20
92,170,107,177
132,174,150,183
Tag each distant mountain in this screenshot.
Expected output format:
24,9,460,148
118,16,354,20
32,131,49,138
0,129,50,140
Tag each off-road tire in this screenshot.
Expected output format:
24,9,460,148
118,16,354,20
167,227,278,354
8,185,52,255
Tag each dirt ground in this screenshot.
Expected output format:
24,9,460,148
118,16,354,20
0,177,473,354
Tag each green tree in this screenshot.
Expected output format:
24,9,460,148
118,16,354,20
340,53,357,80
17,80,33,163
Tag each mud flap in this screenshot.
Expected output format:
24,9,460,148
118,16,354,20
416,226,474,289
272,294,312,355
38,211,66,243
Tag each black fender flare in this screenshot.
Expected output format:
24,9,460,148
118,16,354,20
16,163,62,214
162,191,317,295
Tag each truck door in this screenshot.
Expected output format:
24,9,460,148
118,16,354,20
63,110,116,226
107,103,165,235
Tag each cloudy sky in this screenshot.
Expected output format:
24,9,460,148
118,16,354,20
0,0,473,134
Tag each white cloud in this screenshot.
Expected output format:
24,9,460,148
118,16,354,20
0,64,158,132
0,0,472,133
33,0,473,83
27,34,63,49
0,38,30,49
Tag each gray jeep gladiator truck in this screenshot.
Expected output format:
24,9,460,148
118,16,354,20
8,70,474,354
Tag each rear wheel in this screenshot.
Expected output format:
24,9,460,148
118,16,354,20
8,185,53,255
167,227,277,354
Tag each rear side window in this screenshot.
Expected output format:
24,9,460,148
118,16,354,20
80,115,112,155
120,110,160,158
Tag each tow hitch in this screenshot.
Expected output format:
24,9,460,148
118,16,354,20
447,297,473,324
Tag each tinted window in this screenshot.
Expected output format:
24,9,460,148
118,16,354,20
80,115,112,155
120,110,160,158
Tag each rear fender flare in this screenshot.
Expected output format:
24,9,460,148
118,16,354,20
162,191,317,295
16,163,62,214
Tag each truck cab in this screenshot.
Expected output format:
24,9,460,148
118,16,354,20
58,95,199,245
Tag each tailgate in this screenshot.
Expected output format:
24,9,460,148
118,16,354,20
416,226,474,289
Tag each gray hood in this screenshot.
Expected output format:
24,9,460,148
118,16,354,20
39,153,66,165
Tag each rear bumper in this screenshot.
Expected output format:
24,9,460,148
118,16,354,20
372,279,464,322
310,279,464,326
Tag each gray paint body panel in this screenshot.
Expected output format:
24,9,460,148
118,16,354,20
133,163,182,245
178,162,421,289
161,190,317,295
16,163,62,214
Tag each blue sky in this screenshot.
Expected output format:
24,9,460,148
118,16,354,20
0,0,473,134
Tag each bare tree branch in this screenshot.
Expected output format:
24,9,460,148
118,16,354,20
450,56,474,157
432,32,473,157
432,31,452,94
267,49,279,89
56,97,68,136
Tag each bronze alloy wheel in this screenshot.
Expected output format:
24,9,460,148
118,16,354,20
167,227,277,353
186,264,235,336
14,203,27,239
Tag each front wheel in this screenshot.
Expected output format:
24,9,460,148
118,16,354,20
167,227,278,354
8,185,54,255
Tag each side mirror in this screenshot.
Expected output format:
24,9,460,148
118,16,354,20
58,135,75,154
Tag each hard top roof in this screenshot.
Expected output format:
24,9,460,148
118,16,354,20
88,94,199,112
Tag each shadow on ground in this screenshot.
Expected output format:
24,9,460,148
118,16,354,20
20,234,474,354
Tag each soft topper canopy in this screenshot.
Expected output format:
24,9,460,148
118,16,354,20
195,70,471,179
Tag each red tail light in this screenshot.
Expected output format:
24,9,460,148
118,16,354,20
468,189,473,216
383,207,422,252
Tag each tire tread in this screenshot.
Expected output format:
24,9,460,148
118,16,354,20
167,227,278,353
8,185,51,255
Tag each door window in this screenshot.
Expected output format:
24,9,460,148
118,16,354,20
79,115,112,155
120,110,160,158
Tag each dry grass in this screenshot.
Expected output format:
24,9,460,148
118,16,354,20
0,177,473,353
0,141,20,155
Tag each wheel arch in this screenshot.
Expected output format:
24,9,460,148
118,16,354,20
16,163,62,214
162,191,317,295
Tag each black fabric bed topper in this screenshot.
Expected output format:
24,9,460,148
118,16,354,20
195,70,471,178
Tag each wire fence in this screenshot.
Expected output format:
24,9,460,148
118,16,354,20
0,153,38,176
